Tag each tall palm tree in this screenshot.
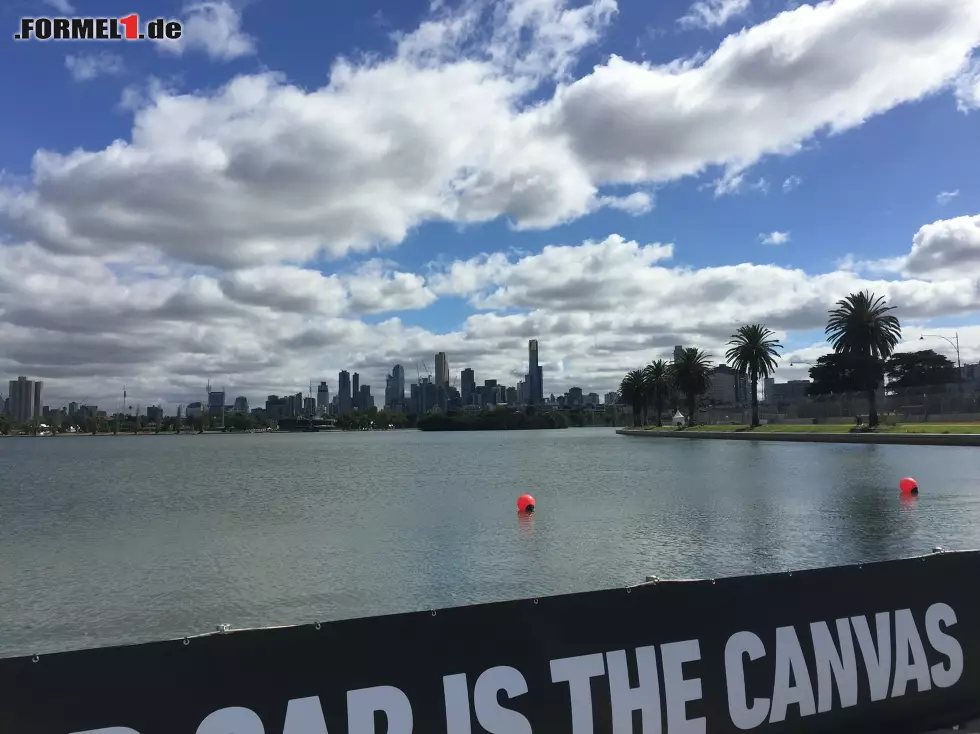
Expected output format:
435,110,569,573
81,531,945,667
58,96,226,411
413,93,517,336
725,324,783,427
825,290,901,427
619,370,645,427
671,349,713,426
643,359,673,427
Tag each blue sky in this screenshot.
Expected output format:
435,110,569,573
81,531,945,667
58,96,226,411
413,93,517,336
0,0,979,408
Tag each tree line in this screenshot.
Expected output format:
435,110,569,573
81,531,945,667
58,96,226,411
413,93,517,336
619,290,910,429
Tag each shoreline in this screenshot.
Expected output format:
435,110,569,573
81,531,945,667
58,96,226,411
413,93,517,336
616,428,980,446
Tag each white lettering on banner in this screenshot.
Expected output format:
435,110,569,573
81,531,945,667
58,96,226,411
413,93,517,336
809,618,858,713
891,609,932,697
197,707,265,734
769,626,816,724
606,647,661,734
850,612,892,702
347,686,413,734
661,640,706,734
925,603,964,688
725,631,770,730
473,666,532,734
444,673,472,734
551,652,606,734
284,697,330,734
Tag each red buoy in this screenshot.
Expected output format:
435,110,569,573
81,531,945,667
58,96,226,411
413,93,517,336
517,494,536,512
899,477,919,494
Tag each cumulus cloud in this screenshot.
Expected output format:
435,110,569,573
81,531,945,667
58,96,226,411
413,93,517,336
955,57,980,111
156,1,256,60
678,0,751,30
937,190,960,205
760,231,790,245
4,0,980,409
65,53,125,82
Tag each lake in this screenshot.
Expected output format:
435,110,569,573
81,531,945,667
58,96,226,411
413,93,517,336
2,428,979,658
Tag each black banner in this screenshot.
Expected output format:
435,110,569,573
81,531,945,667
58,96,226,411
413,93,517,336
3,551,980,733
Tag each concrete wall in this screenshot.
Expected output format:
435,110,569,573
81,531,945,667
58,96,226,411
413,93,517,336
616,428,980,447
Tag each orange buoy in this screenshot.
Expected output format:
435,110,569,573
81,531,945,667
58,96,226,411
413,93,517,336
899,477,919,495
517,494,536,512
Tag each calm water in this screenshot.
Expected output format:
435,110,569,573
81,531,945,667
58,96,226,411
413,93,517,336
2,428,980,657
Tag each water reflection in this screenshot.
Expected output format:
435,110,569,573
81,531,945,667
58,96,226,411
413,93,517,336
517,511,535,538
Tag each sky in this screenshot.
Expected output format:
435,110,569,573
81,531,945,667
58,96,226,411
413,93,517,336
0,0,979,412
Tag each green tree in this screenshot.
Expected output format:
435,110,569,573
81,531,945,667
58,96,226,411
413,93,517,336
725,324,783,427
884,349,957,389
670,348,713,426
806,353,866,397
619,370,645,427
825,290,901,427
642,359,673,427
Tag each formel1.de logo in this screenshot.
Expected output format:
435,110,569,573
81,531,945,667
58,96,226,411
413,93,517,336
13,15,182,41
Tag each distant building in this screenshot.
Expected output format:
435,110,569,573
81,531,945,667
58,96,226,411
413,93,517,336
586,392,600,406
352,373,360,409
359,384,373,410
673,345,685,362
207,390,225,416
338,371,352,413
146,406,163,422
770,380,810,404
7,376,41,422
304,397,316,414
461,368,476,405
604,391,620,405
566,387,584,407
68,401,79,415
233,396,249,413
763,377,776,404
435,352,450,387
528,340,543,404
710,365,738,405
186,402,203,419
316,382,329,414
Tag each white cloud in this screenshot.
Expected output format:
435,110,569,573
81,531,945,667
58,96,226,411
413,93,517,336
760,231,790,245
783,175,802,192
596,191,654,215
937,190,960,205
43,0,74,12
64,53,125,82
710,172,768,197
679,0,751,30
156,1,256,61
954,57,980,111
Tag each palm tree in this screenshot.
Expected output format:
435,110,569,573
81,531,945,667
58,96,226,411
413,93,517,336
619,370,645,427
643,359,673,427
671,349,713,426
725,324,783,427
825,291,901,427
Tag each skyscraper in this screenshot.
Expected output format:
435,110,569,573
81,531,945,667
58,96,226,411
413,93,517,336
434,352,449,387
461,368,475,404
352,372,360,409
7,376,38,422
528,340,542,404
317,382,329,413
392,364,405,400
673,345,685,362
338,370,352,413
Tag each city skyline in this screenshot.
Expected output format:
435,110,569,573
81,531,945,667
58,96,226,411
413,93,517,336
1,0,979,415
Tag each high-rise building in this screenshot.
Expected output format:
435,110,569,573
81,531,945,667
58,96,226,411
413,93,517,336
673,345,685,362
461,368,475,404
7,376,39,422
208,389,225,416
763,377,776,404
317,382,329,413
528,340,541,405
352,372,360,409
338,371,352,413
304,397,316,414
392,364,405,400
233,396,249,412
434,352,449,387
359,384,373,410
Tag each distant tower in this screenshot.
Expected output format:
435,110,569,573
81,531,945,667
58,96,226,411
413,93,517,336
434,352,450,388
673,345,685,362
528,340,541,405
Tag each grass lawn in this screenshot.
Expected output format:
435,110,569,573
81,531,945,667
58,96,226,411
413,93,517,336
639,423,980,434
